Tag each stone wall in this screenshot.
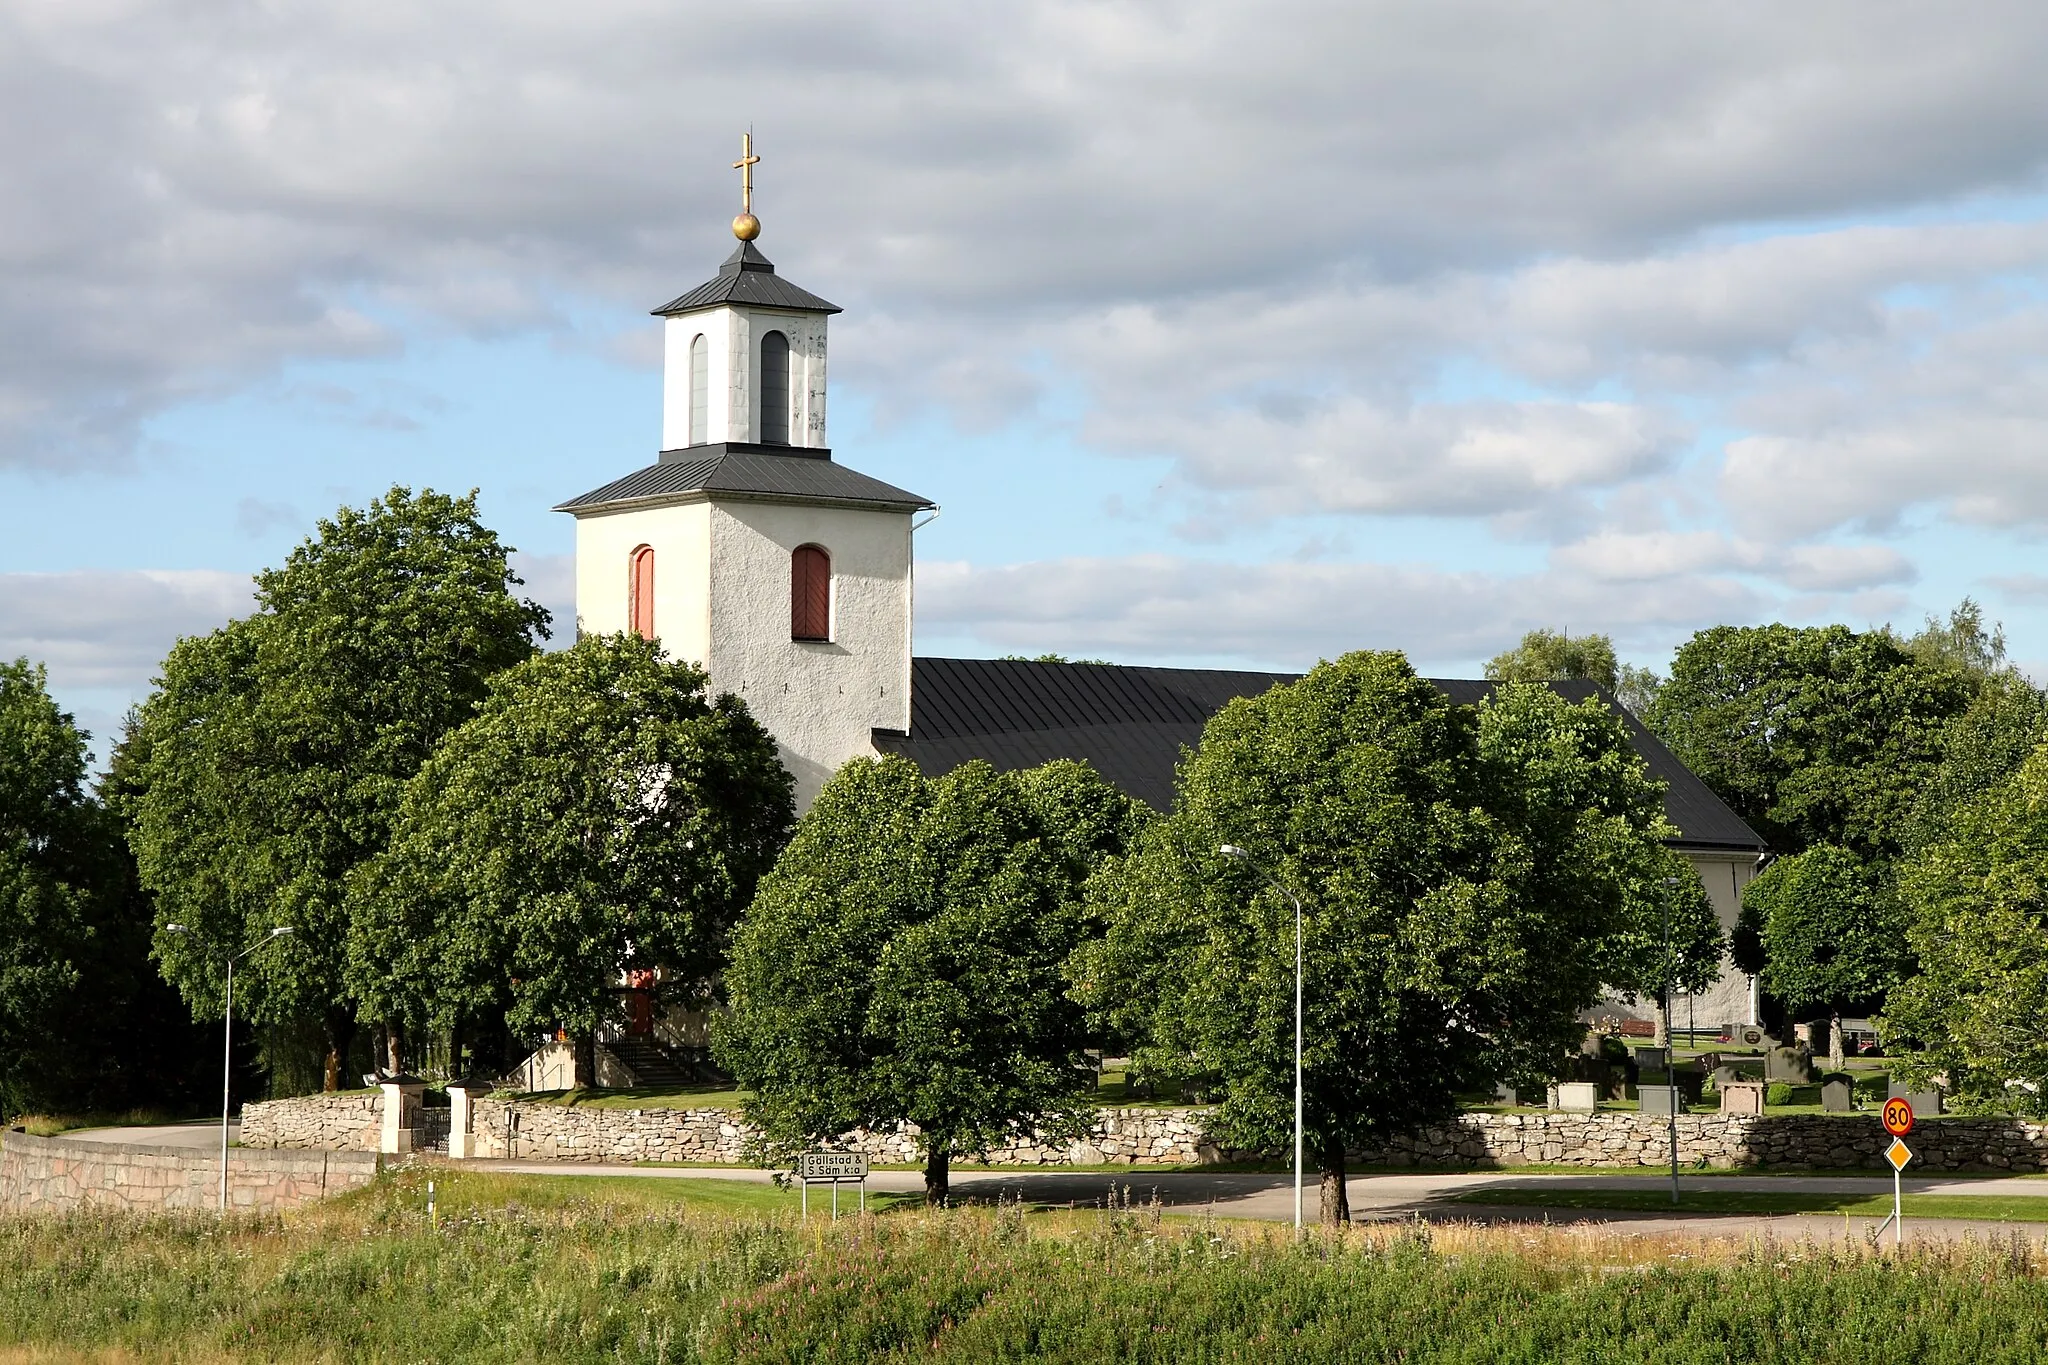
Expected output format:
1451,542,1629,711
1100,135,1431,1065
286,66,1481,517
0,1129,380,1214
240,1092,382,1151
1360,1112,2048,1173
459,1099,1235,1166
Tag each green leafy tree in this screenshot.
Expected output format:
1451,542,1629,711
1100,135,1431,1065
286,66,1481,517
1485,629,1620,693
1884,747,2048,1114
1078,653,1717,1225
717,757,1145,1204
1647,623,1976,859
1898,598,2009,678
126,488,549,1089
1742,845,1912,1069
349,634,792,1084
1903,673,2048,853
0,660,97,1115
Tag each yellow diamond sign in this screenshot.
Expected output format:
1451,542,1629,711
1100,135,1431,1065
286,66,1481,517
1885,1138,1913,1172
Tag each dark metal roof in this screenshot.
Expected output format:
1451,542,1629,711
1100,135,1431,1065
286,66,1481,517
554,443,933,514
874,658,1765,852
651,241,841,316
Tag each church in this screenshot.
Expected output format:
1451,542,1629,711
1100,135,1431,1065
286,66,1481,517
554,158,1768,1033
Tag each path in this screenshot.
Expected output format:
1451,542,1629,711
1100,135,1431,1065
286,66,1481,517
58,1124,2048,1240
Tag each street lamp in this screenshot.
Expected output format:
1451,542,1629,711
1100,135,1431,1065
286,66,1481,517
163,923,294,1214
1661,876,1681,1207
1218,844,1305,1233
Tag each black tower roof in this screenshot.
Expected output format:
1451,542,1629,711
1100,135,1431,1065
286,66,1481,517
651,241,841,317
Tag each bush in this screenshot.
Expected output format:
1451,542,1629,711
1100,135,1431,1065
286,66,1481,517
1767,1082,1795,1107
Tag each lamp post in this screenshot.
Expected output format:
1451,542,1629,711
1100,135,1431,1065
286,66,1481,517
1661,876,1680,1207
1218,844,1305,1233
163,924,294,1214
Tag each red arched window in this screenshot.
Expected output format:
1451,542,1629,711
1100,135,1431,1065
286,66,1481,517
792,544,830,641
628,545,656,641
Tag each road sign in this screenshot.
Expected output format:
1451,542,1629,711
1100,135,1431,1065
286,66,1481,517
1885,1138,1913,1172
797,1151,869,1181
1883,1097,1915,1136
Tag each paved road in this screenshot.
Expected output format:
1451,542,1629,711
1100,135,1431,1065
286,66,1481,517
53,1125,2048,1240
62,1121,237,1150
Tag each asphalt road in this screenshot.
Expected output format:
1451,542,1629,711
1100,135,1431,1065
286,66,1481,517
56,1123,2048,1240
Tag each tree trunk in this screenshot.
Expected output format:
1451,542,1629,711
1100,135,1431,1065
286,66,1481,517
1319,1136,1350,1227
384,1019,404,1076
1652,993,1670,1049
1829,1010,1845,1072
322,1015,355,1093
571,1033,597,1089
924,1144,951,1207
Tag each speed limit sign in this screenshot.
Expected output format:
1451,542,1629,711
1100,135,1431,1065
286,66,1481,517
1883,1097,1915,1137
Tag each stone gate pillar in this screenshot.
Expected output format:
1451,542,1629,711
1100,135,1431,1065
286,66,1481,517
378,1077,427,1155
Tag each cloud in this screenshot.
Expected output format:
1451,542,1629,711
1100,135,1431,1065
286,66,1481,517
916,554,1761,669
1551,530,1915,591
0,568,253,692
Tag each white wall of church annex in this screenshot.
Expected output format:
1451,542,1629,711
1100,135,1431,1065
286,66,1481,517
570,501,713,666
706,498,912,808
661,306,828,451
1677,850,1763,1030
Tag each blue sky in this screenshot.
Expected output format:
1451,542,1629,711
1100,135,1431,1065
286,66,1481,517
6,3,2048,758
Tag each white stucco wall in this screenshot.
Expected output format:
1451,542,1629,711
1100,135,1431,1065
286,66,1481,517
571,500,714,666
661,306,828,451
706,499,912,808
1677,849,1764,1030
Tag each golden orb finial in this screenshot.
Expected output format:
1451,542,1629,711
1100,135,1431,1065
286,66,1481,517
732,212,761,241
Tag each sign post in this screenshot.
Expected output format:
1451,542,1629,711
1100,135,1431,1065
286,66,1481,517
796,1151,870,1221
1881,1098,1915,1249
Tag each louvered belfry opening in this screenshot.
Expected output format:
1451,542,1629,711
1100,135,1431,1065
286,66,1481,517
759,330,790,444
629,545,656,640
791,544,830,641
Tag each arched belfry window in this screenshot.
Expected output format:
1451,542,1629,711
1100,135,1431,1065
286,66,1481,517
791,544,830,641
687,334,708,445
759,330,789,445
629,545,656,641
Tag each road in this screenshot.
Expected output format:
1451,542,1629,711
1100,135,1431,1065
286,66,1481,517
55,1123,2048,1240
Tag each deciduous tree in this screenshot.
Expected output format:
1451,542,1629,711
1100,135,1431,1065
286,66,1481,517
1079,653,1716,1226
717,757,1145,1204
126,488,548,1088
348,634,793,1085
1742,845,1911,1069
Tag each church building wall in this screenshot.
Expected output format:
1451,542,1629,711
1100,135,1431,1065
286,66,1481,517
661,306,827,450
571,501,714,666
706,498,913,808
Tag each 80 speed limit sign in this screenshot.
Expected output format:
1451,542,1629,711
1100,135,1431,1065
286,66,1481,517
1883,1097,1915,1137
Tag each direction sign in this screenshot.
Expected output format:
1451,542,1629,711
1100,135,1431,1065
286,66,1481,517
798,1151,869,1181
1883,1097,1915,1137
1885,1138,1913,1172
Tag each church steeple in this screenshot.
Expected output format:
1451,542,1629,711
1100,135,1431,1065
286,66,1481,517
652,137,839,451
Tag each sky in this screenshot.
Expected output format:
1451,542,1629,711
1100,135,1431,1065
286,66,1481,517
6,1,2048,759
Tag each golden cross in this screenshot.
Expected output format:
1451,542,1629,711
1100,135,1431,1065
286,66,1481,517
733,133,760,214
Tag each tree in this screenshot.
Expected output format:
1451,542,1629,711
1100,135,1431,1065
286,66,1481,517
0,660,95,1115
348,634,793,1085
1883,746,2048,1115
717,757,1145,1205
1485,629,1620,693
1077,653,1717,1226
1742,845,1911,1069
126,488,549,1089
1903,673,2048,853
1646,623,1976,859
1898,597,2009,679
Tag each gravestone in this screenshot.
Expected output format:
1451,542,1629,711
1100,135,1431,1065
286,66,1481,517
1641,1085,1686,1116
1493,1082,1519,1107
1765,1047,1817,1084
1554,1081,1599,1111
1821,1076,1855,1113
1720,1080,1766,1116
1887,1080,1942,1116
1634,1047,1669,1071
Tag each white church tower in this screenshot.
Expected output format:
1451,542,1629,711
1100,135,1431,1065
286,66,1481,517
556,138,933,807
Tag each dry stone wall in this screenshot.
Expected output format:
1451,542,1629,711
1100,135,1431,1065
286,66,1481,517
457,1100,1236,1166
0,1129,379,1214
239,1093,382,1151
239,1092,2048,1175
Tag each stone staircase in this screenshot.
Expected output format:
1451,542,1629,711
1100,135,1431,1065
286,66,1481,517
600,1036,699,1088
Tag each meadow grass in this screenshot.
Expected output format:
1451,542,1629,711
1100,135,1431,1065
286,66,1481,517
8,1166,2048,1361
1452,1185,2048,1222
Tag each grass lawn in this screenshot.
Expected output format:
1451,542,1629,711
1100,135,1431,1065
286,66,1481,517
1450,1186,2048,1222
393,1168,926,1217
15,1170,2048,1361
